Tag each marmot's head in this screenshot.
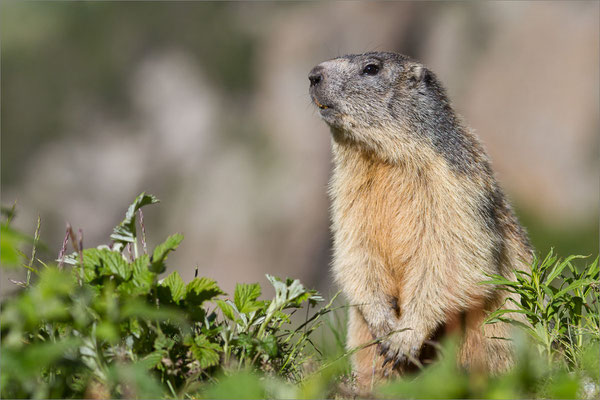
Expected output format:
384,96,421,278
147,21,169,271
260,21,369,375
309,52,455,159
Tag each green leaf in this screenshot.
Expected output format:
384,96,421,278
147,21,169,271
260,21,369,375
154,335,175,351
189,335,222,369
259,334,279,358
122,300,189,330
160,271,186,303
216,299,237,321
67,248,131,281
555,278,597,298
585,256,599,279
101,249,131,280
484,308,536,325
0,223,32,268
119,255,155,295
546,255,587,284
266,275,321,311
0,338,81,379
480,276,519,287
150,233,183,273
234,283,262,313
111,193,159,251
186,277,224,306
139,350,167,370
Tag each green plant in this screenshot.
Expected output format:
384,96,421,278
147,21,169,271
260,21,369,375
1,193,598,399
0,193,334,399
482,251,599,370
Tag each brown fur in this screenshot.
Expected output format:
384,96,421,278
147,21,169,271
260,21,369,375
309,52,533,388
330,138,530,387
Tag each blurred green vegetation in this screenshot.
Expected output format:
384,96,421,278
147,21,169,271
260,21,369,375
515,205,599,260
1,1,258,186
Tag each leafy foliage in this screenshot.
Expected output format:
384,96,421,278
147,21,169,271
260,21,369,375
482,250,599,370
0,193,328,399
1,193,598,399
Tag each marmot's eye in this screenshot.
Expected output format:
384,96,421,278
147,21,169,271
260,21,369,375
362,64,380,76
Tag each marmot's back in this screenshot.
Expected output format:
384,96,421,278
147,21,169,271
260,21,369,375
309,52,532,387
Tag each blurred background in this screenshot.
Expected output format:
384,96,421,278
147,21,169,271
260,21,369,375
1,1,598,297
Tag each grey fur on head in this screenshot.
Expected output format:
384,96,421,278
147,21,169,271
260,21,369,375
309,52,481,173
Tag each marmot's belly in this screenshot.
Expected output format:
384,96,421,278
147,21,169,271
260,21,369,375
331,198,498,310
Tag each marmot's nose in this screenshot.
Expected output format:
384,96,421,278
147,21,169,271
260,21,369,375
309,66,324,87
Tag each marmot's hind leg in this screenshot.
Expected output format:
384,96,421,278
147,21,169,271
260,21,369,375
347,308,398,389
458,302,515,374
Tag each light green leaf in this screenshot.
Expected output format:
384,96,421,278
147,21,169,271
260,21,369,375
555,278,597,298
140,349,168,370
189,335,222,369
150,233,183,273
69,248,131,281
0,224,32,268
131,255,155,289
186,277,224,306
484,308,535,325
111,193,159,251
216,299,237,321
546,255,587,284
161,271,186,303
234,283,262,314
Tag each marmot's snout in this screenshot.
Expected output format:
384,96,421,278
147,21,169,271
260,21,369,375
308,65,323,88
309,62,345,130
308,64,333,110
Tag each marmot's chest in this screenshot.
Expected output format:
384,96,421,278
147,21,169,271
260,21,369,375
330,163,429,246
329,156,483,265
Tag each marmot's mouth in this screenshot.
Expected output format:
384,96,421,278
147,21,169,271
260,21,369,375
313,97,332,110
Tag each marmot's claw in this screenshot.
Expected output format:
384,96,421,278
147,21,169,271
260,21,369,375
392,354,407,370
382,353,395,367
378,342,390,356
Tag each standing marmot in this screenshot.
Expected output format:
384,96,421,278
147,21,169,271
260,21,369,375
308,52,532,387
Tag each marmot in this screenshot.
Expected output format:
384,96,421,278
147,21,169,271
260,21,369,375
308,52,532,387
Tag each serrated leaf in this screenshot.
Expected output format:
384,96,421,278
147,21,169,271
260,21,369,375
234,283,262,314
160,271,186,303
216,299,237,321
140,349,167,370
118,255,155,295
267,275,310,312
111,193,159,251
150,233,183,273
189,335,222,369
102,249,131,280
131,255,155,289
72,248,131,281
259,334,278,358
186,277,224,306
154,335,175,351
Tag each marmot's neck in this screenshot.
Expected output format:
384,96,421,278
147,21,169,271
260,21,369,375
331,134,441,177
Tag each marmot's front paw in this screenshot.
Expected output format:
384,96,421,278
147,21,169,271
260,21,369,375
378,334,422,370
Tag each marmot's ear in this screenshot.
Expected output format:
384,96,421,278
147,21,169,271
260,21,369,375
407,65,430,88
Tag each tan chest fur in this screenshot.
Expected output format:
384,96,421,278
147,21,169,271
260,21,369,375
329,141,498,315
